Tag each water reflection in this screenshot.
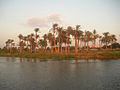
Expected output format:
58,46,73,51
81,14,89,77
0,57,120,90
0,57,100,64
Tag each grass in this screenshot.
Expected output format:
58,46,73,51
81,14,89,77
0,49,120,60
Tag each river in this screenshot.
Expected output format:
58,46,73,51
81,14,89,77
0,57,120,90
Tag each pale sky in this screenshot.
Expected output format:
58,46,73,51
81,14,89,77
0,0,120,48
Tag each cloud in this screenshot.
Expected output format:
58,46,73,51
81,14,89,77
26,13,62,28
47,13,62,23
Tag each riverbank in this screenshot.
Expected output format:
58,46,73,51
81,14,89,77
0,50,120,60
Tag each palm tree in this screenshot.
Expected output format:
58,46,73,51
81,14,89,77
77,29,83,51
5,40,9,50
43,34,48,51
102,32,110,49
47,33,54,53
83,31,87,50
85,31,92,52
52,24,58,52
98,35,102,49
57,27,63,53
72,25,81,55
110,34,117,50
29,33,35,53
93,29,99,48
34,28,39,53
26,35,30,51
6,39,14,53
23,36,27,49
60,30,66,53
66,26,73,53
18,34,23,53
38,39,45,52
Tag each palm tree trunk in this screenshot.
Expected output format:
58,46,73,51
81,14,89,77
54,40,57,52
65,43,67,54
53,33,57,53
79,40,81,51
94,39,96,48
78,38,79,51
35,32,37,53
67,33,70,53
75,37,78,55
58,34,60,53
50,41,53,53
60,40,63,53
19,39,22,53
30,42,32,53
87,40,89,52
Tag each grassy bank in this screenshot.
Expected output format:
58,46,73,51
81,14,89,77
0,50,120,60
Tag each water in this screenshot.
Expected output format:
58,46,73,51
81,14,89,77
0,57,120,90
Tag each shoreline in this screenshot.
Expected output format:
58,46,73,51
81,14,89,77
0,50,120,60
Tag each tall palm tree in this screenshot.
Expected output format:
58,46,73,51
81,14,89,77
85,31,92,52
52,24,58,52
29,33,35,53
38,39,46,52
57,27,63,53
72,25,80,55
83,31,87,50
77,29,83,51
6,39,14,53
110,34,117,50
66,26,73,53
60,30,66,53
5,40,9,50
18,34,23,53
47,33,54,53
98,35,102,49
93,29,99,48
102,32,110,49
34,28,39,53
26,35,30,51
23,36,27,49
43,34,48,51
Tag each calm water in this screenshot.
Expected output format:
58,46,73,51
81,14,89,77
0,57,120,90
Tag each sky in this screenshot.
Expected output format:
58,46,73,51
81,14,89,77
0,0,120,48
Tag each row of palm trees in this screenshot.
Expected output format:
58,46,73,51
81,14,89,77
5,24,117,54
